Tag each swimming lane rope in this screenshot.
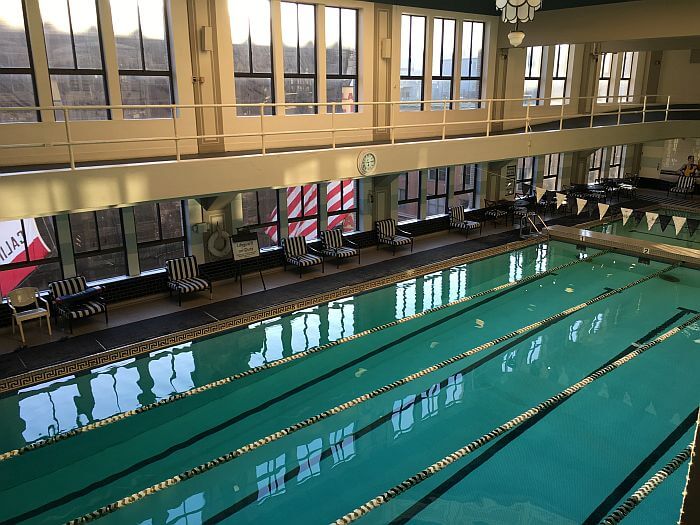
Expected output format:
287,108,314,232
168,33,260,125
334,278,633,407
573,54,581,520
0,250,608,463
599,443,694,525
64,262,677,524
331,312,700,524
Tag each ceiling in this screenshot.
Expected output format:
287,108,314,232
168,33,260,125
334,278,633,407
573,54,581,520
368,0,640,15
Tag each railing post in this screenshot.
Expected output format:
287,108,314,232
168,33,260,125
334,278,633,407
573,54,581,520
617,100,622,126
486,99,491,137
642,95,647,123
62,108,75,170
559,101,564,131
665,95,671,122
441,100,447,140
259,103,266,154
525,102,530,133
171,105,180,161
390,102,395,145
589,98,595,128
331,102,336,149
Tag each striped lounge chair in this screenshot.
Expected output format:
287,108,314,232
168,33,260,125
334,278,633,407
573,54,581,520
483,200,508,225
668,175,696,199
449,206,482,238
48,276,107,333
320,228,360,267
375,219,413,255
282,236,324,277
166,255,212,306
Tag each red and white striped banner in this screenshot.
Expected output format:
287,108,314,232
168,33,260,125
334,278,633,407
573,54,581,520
0,219,50,294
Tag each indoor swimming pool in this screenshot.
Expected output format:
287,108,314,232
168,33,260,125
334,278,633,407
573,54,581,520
593,208,700,250
0,241,698,525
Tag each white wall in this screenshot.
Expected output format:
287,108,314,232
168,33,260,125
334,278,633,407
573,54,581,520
657,50,700,102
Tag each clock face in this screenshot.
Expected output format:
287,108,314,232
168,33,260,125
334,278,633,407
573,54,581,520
359,152,377,175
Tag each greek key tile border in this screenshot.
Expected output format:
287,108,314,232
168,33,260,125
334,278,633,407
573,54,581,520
0,238,543,395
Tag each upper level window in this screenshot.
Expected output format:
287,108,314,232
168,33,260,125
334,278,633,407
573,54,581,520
608,145,626,178
516,157,535,195
431,18,455,111
39,0,109,121
399,14,425,112
281,2,316,115
454,164,477,208
460,21,484,109
398,170,420,222
597,52,613,104
0,0,38,123
618,52,637,102
230,0,274,116
523,46,543,106
550,44,569,106
542,154,560,191
425,168,448,216
326,7,357,114
110,0,173,119
327,180,358,232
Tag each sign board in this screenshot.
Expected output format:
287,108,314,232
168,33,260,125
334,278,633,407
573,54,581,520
230,232,260,262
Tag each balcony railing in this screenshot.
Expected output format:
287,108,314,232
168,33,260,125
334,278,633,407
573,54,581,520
0,94,697,170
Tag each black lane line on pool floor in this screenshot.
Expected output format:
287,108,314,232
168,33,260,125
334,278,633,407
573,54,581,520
199,308,693,523
581,409,699,525
1,263,564,525
385,309,695,525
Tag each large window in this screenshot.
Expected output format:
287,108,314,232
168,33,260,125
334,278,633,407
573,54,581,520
516,157,536,195
608,145,626,179
0,0,38,123
70,209,126,281
523,46,543,106
425,168,448,216
39,0,109,121
230,0,274,116
399,14,425,112
398,170,420,222
241,189,279,249
110,0,173,119
459,21,484,109
542,154,560,191
431,18,455,111
618,52,637,102
326,7,357,114
327,180,358,232
281,2,316,115
597,52,613,104
454,164,477,208
588,148,605,183
287,185,319,240
0,217,61,293
134,201,186,272
550,44,570,106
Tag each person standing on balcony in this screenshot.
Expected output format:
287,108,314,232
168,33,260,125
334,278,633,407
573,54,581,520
679,155,698,177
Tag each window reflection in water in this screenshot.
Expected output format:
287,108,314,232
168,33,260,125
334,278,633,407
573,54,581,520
256,453,287,503
423,271,443,310
445,373,464,407
448,266,469,303
420,383,440,419
396,278,417,319
535,243,549,273
330,423,355,466
527,336,543,365
509,252,524,282
297,438,322,484
391,394,416,437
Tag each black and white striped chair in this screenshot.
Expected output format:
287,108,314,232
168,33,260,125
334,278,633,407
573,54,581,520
282,236,324,277
166,256,212,306
449,206,482,238
668,175,696,199
48,276,107,333
483,200,508,225
375,219,413,255
320,228,360,268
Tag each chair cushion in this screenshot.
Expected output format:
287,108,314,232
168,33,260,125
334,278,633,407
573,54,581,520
49,276,87,298
166,256,199,281
55,286,104,307
322,247,357,258
321,229,344,250
449,207,465,223
384,235,411,246
67,301,106,319
451,220,480,230
168,277,209,294
485,208,507,218
15,308,49,321
283,236,309,257
375,219,397,239
287,254,323,267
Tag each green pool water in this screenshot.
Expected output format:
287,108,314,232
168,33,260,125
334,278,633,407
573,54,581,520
0,241,698,525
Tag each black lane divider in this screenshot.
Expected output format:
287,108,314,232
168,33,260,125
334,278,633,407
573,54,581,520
581,410,698,524
387,309,695,525
0,262,562,525
203,308,691,523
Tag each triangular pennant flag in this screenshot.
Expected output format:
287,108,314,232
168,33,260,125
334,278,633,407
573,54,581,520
633,210,645,224
673,216,687,236
621,207,633,226
658,214,672,232
555,193,566,209
535,187,546,203
645,212,659,231
688,218,699,236
576,198,587,215
598,203,610,219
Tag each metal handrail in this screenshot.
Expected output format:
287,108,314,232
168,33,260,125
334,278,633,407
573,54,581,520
0,94,695,170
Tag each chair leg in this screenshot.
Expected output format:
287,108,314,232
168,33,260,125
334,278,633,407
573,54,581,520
299,265,303,278
11,317,15,335
209,284,213,300
46,314,52,336
18,320,25,345
393,245,396,256
69,317,73,334
178,290,182,307
104,307,109,325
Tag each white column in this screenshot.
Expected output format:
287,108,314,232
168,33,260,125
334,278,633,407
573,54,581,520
55,215,76,278
121,207,140,276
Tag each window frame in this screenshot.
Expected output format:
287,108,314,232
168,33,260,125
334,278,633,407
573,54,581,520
523,46,543,107
325,6,358,114
597,52,614,104
459,20,484,110
425,167,448,216
453,164,477,208
550,44,570,106
287,184,320,240
516,157,536,195
399,14,426,112
397,170,421,222
618,51,636,103
430,17,456,111
281,1,318,116
0,0,40,122
588,148,605,182
542,153,561,191
608,145,626,179
112,0,175,120
40,0,111,121
69,209,128,280
134,200,188,271
241,189,281,248
326,179,359,232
